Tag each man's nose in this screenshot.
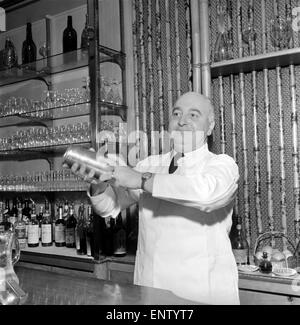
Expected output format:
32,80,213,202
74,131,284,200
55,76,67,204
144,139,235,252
178,115,188,126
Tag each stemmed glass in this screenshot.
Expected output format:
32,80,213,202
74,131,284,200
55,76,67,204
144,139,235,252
270,17,293,50
242,24,257,55
213,4,233,62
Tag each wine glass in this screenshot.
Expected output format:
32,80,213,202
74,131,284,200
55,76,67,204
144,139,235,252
242,24,257,55
213,5,233,62
270,17,293,50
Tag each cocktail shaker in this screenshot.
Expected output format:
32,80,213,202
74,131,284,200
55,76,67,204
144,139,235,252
62,145,112,179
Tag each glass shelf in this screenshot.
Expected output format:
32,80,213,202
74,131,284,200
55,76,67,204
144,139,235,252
0,102,91,127
211,47,300,78
0,46,125,87
0,185,87,193
0,141,91,161
0,101,127,127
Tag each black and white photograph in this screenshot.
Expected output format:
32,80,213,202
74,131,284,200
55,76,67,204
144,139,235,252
0,0,300,309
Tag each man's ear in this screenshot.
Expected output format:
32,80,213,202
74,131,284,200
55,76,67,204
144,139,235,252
207,120,215,136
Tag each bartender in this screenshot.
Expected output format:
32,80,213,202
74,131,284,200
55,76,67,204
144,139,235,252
70,92,240,305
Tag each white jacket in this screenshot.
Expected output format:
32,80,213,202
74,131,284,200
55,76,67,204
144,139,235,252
89,143,240,305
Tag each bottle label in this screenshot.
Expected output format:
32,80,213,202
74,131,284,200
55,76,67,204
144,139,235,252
15,225,26,239
55,224,65,243
232,249,248,265
28,224,39,244
18,238,27,249
41,224,52,244
66,228,75,244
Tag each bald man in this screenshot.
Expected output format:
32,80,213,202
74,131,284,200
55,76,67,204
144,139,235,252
73,92,240,304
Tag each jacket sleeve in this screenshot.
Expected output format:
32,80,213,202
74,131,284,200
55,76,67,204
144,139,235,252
88,153,144,218
152,154,239,212
88,185,140,218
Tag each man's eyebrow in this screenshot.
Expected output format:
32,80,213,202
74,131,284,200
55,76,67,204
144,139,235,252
189,108,202,114
172,107,181,112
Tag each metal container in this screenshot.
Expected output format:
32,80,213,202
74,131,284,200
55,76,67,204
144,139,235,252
62,145,111,179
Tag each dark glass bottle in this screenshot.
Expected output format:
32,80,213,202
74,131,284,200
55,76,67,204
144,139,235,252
63,15,77,53
9,198,18,226
22,199,32,220
75,203,87,255
92,209,103,261
3,37,18,68
63,200,69,222
0,201,13,232
55,204,66,247
113,213,127,257
15,203,27,249
41,200,52,247
27,204,39,247
86,206,94,257
37,204,44,241
259,252,273,273
81,14,89,50
230,211,249,265
22,22,37,64
65,204,77,248
102,216,114,257
3,199,11,222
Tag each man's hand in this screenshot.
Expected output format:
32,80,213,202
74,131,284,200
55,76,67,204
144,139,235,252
112,166,142,189
94,154,142,189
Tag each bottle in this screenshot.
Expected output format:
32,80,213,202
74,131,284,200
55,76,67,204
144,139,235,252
113,213,127,257
0,201,4,226
22,22,37,64
0,201,12,232
3,37,18,68
230,211,249,265
55,204,66,247
63,200,69,221
15,205,27,249
37,204,44,241
27,203,39,247
0,213,14,232
41,200,52,247
86,206,94,257
3,199,11,226
65,204,77,248
259,252,273,273
75,203,87,255
102,216,114,256
81,14,89,51
52,203,58,243
9,198,18,226
22,199,32,236
63,15,77,53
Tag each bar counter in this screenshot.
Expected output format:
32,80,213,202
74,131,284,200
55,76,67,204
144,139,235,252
15,266,199,305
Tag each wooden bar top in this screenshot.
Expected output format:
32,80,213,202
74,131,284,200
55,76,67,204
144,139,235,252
15,266,199,305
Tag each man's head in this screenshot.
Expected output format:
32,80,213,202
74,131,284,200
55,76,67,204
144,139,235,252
168,92,215,153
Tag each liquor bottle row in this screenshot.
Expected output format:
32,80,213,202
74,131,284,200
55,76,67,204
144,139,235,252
0,197,127,258
2,14,88,69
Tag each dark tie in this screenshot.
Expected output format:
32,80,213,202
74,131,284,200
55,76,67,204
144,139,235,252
169,153,184,174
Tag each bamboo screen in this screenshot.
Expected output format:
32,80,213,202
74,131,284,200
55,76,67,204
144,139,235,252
210,0,300,252
132,0,192,155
